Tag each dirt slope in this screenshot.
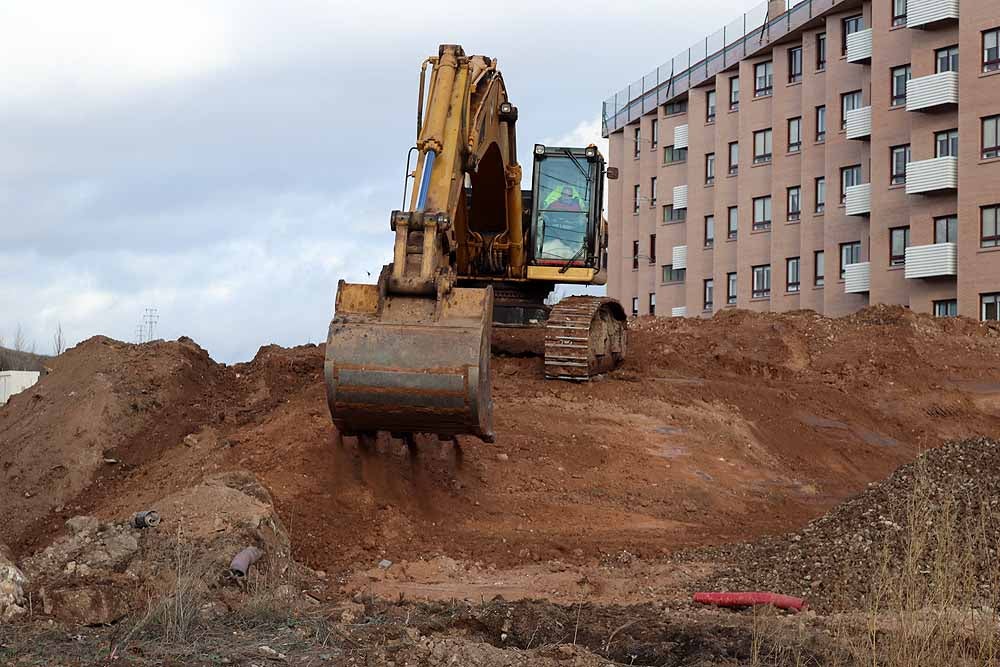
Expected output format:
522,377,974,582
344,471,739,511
4,306,1000,600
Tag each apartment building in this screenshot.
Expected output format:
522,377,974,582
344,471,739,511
604,0,1000,320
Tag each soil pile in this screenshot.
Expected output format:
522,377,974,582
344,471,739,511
692,436,1000,611
3,306,1000,603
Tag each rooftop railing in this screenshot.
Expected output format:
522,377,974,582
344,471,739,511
602,0,841,136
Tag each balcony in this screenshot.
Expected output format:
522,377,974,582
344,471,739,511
846,29,872,63
672,245,688,270
671,306,687,318
905,243,957,279
906,156,958,194
673,184,689,209
844,262,871,294
674,124,689,149
906,72,959,112
907,0,959,29
845,183,871,216
845,106,872,140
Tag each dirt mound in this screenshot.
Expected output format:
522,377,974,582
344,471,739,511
690,436,1000,611
4,306,1000,608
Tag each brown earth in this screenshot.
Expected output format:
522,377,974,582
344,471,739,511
3,305,1000,608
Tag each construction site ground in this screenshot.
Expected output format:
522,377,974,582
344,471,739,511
2,305,1000,665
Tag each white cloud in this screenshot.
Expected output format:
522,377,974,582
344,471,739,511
0,0,764,359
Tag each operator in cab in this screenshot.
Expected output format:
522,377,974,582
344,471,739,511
535,158,592,263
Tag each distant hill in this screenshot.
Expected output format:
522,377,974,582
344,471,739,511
0,346,50,372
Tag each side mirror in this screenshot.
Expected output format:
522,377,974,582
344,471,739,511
605,167,619,180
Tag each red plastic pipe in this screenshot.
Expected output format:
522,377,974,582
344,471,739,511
693,592,807,612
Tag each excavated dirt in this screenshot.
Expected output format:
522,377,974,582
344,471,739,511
4,305,1000,611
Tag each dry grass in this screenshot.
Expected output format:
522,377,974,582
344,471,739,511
751,459,1000,667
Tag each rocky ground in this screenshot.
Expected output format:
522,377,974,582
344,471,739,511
2,305,1000,665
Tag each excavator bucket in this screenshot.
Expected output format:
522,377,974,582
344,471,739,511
324,281,495,442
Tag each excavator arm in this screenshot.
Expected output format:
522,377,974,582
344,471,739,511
324,45,523,443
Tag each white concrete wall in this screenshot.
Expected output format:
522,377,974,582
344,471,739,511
0,371,40,406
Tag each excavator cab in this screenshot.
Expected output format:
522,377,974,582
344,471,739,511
528,145,605,272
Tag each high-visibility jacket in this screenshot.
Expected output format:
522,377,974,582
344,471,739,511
543,184,586,210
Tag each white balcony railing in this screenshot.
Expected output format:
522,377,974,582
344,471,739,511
673,184,689,209
906,156,958,194
907,0,959,29
672,245,688,270
845,106,872,139
907,72,959,111
846,29,872,63
905,243,957,279
671,306,687,318
845,183,872,216
674,124,689,149
844,262,871,293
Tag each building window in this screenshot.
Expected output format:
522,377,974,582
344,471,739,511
752,196,772,230
633,127,641,158
662,264,686,283
650,119,659,148
728,141,739,175
648,293,656,315
706,90,717,123
890,66,911,107
718,273,733,306
935,129,959,158
936,45,959,73
983,116,1000,159
705,153,716,184
840,241,861,279
754,61,773,97
786,257,801,292
789,46,803,83
982,293,1000,321
704,279,714,310
815,177,826,213
841,165,861,204
632,240,639,269
890,144,910,185
631,296,639,316
890,226,910,266
729,76,740,110
649,233,656,264
984,28,1000,73
665,99,688,115
787,186,801,221
704,215,715,247
892,0,907,27
650,177,657,206
663,205,686,223
842,15,864,56
663,144,687,164
788,117,802,153
816,105,826,142
727,206,739,239
841,90,863,129
753,128,773,164
814,250,825,287
935,215,957,244
934,299,958,318
982,205,1000,248
817,32,827,70
633,184,640,213
752,265,771,298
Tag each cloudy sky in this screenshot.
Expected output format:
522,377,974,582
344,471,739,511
1,0,751,362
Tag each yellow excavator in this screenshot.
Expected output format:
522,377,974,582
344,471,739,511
324,44,626,444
